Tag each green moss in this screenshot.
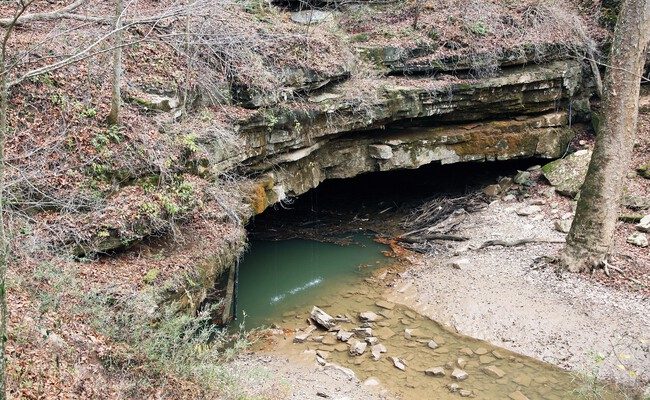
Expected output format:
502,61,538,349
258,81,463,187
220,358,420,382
143,268,160,285
637,163,650,179
351,33,370,43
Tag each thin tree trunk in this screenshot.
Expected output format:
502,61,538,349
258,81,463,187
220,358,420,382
107,0,123,126
0,35,8,400
561,0,650,272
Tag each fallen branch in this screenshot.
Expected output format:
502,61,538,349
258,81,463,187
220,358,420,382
477,237,565,249
0,0,86,27
396,234,469,243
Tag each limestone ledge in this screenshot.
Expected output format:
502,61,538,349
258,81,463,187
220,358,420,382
251,112,574,208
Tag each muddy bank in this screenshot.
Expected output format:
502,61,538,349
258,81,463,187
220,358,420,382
385,198,650,392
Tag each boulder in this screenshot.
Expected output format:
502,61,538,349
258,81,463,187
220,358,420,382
513,170,531,185
627,232,649,247
541,150,592,198
290,10,333,24
427,340,439,349
310,306,337,330
636,215,650,232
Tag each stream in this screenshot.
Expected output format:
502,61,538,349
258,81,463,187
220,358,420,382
234,235,624,400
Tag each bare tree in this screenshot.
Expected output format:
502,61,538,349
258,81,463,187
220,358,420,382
107,0,124,125
560,0,650,272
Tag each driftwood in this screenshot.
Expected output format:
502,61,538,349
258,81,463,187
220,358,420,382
397,234,469,243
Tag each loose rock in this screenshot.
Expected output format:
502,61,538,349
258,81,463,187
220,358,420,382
389,356,406,371
427,340,439,349
353,327,373,338
293,325,317,343
627,232,649,247
451,368,469,381
460,389,473,397
363,377,381,387
514,170,531,185
310,306,337,330
554,219,572,233
448,259,469,270
425,367,446,377
349,341,367,356
636,215,650,233
337,330,353,342
516,205,541,216
359,311,380,322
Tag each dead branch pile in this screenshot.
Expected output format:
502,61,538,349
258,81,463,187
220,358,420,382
397,192,488,253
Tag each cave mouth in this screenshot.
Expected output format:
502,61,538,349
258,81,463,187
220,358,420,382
249,158,545,240
231,158,544,328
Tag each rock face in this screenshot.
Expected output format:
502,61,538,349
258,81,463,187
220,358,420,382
542,150,592,198
231,60,590,212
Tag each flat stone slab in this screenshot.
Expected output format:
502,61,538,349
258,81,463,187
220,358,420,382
376,326,396,340
375,300,396,310
359,311,380,322
483,365,506,378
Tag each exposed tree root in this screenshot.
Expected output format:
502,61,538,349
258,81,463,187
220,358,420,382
476,237,565,249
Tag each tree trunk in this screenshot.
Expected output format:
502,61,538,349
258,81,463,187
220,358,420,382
107,0,123,125
0,34,8,400
561,0,650,272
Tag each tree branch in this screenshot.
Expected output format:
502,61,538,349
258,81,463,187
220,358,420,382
0,0,87,27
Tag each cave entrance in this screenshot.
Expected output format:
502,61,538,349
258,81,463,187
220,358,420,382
232,158,542,328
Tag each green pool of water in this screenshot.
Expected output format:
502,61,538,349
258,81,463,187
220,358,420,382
233,235,390,328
